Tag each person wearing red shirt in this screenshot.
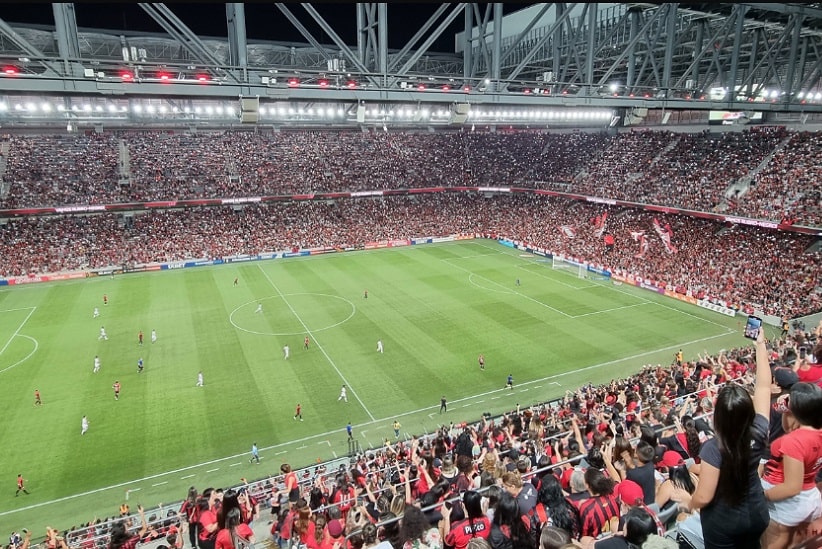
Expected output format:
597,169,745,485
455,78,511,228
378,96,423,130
294,506,317,549
179,487,200,549
237,488,259,527
761,382,822,549
443,491,491,549
281,464,299,506
15,474,29,496
198,489,219,549
331,476,357,521
215,507,254,549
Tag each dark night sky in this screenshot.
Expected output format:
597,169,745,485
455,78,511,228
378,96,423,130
0,3,523,53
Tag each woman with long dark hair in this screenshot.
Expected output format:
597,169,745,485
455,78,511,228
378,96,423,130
654,453,697,510
399,504,443,549
673,327,772,547
108,506,148,549
578,468,619,538
215,507,255,549
444,491,490,549
488,492,534,549
180,487,200,549
531,474,581,540
590,507,658,549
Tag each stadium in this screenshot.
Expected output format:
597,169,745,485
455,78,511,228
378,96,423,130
0,3,821,549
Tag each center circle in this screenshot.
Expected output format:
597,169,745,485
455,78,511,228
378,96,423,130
229,293,357,336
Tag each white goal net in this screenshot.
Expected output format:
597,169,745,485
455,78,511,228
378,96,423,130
551,256,587,278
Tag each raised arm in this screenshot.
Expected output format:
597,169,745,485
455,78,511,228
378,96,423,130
753,327,772,418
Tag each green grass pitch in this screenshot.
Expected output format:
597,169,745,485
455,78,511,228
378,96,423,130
0,239,747,531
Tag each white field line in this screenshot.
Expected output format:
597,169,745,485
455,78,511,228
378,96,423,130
0,306,35,356
257,265,376,422
473,240,733,333
515,263,599,290
570,302,652,318
0,335,39,375
445,260,572,318
0,328,736,519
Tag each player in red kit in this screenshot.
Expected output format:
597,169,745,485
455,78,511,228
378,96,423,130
103,294,108,305
478,354,485,371
113,381,121,400
293,403,303,421
34,390,42,406
15,474,29,496
138,330,143,346
304,336,310,350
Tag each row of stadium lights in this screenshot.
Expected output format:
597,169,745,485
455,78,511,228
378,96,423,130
0,101,612,121
5,65,820,104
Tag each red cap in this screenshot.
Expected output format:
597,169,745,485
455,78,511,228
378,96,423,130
660,450,685,468
616,480,643,506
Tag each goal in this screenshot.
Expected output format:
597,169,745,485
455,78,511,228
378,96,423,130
551,256,587,279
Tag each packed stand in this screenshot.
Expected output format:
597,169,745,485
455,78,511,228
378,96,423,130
571,131,679,197
58,322,822,549
730,131,822,227
2,134,121,208
4,127,821,227
0,193,818,317
571,127,788,214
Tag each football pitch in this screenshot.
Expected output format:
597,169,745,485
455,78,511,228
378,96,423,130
0,239,746,530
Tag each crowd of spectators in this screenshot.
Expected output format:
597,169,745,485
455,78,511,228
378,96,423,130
729,131,822,226
0,194,818,317
1,128,818,226
571,127,788,214
45,321,822,549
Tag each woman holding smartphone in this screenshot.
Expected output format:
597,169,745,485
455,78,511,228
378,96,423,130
672,327,771,548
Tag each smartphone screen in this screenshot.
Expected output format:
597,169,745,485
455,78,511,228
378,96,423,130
744,316,762,339
799,346,807,360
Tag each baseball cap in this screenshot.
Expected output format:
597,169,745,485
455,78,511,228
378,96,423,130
773,367,799,390
660,450,685,469
615,480,644,506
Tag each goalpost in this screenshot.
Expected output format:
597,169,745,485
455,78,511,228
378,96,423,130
551,256,588,279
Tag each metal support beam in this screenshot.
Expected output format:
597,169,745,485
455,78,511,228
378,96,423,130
491,3,503,87
627,8,639,88
377,3,387,76
356,4,366,66
662,3,677,92
392,3,467,78
738,25,792,91
500,3,552,64
596,8,666,88
739,3,822,20
301,4,376,85
387,4,449,73
463,5,473,81
472,4,494,79
275,4,332,63
506,4,575,83
226,3,248,68
52,3,82,77
552,3,564,90
785,13,803,97
138,3,239,82
0,17,60,76
727,4,746,94
673,14,736,89
584,3,596,94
